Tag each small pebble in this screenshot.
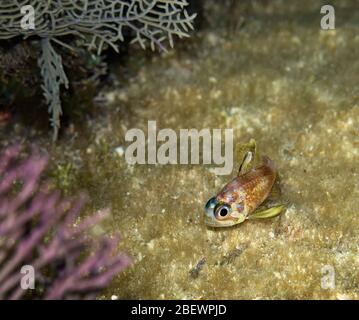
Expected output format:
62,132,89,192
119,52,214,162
114,146,125,157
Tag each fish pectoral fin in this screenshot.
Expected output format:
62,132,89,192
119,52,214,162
249,205,284,220
266,178,282,202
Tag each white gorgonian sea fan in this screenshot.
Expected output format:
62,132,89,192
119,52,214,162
0,0,196,140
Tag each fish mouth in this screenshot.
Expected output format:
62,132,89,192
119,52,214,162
204,216,236,228
204,217,220,227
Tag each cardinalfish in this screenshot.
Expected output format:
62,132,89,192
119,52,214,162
204,139,284,227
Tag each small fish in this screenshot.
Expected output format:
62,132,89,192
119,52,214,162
204,140,284,227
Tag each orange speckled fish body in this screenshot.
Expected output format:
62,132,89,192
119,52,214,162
217,157,276,216
204,156,277,227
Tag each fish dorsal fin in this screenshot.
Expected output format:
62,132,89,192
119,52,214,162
238,151,253,176
238,139,257,176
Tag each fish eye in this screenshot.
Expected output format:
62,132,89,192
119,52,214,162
214,204,231,220
219,207,229,217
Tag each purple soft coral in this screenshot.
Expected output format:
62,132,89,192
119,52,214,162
0,145,131,300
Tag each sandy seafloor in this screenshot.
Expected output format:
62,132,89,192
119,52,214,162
3,1,359,299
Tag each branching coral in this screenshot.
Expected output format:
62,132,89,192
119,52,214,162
0,0,196,140
0,145,131,300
